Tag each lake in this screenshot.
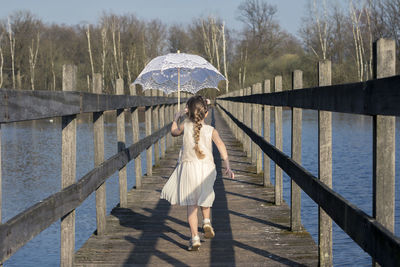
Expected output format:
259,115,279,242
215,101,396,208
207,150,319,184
1,109,399,266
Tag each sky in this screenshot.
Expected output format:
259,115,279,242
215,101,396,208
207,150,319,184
0,0,308,37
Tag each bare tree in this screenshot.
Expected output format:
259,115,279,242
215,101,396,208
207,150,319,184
221,22,228,92
7,17,16,89
313,0,328,60
0,33,3,88
28,32,40,90
86,24,95,89
101,26,107,90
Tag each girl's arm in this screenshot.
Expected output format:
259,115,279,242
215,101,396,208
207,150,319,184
171,110,186,137
212,129,235,179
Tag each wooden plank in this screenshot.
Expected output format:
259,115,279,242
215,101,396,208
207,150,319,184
318,60,332,266
254,83,263,174
291,70,302,232
219,74,400,116
274,76,283,206
129,84,142,189
263,80,271,186
74,107,318,266
0,89,180,124
217,103,400,267
251,84,257,166
93,74,106,236
116,79,127,208
61,64,77,267
152,90,160,166
373,39,396,267
238,89,244,145
244,87,252,157
159,91,166,159
145,90,153,176
0,121,173,264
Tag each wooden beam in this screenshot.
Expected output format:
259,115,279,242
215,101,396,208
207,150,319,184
274,76,283,206
129,84,142,189
92,74,106,237
61,64,77,267
373,38,396,267
217,103,400,267
263,80,271,186
291,70,302,232
116,79,127,208
145,90,153,176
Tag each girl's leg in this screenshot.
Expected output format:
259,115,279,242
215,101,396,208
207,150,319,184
201,206,211,221
187,205,199,237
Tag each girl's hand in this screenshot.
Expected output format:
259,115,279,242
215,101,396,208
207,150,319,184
224,167,235,179
174,109,187,121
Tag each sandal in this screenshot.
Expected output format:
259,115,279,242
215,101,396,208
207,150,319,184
188,235,201,251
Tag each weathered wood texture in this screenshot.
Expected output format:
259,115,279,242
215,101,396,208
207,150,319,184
217,103,400,267
263,80,271,187
116,79,127,208
93,74,106,236
291,70,302,232
274,76,283,206
61,65,77,267
153,90,160,166
75,107,318,266
145,90,153,176
318,60,332,266
373,39,396,267
0,120,174,264
129,84,142,189
220,74,400,116
0,89,184,123
254,83,263,174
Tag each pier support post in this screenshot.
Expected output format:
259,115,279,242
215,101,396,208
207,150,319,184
61,64,77,267
372,38,396,267
274,76,283,205
159,91,166,158
239,89,244,145
318,60,332,266
145,90,153,176
116,79,127,208
251,84,257,166
93,73,106,236
263,80,271,186
130,84,142,188
153,90,160,166
254,83,263,174
244,87,252,157
291,70,303,231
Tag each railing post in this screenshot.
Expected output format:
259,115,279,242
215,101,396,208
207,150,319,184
93,73,106,235
263,80,271,186
145,90,153,176
239,89,244,145
372,38,396,267
116,79,127,208
251,84,257,165
159,91,166,158
318,60,332,266
245,87,252,157
274,76,283,205
129,84,142,188
172,92,178,146
254,83,263,174
291,70,303,231
166,97,172,150
153,90,160,166
61,64,77,267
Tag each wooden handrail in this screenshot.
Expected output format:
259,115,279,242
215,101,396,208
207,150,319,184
219,74,400,116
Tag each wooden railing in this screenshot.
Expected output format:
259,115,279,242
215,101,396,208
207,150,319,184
0,65,189,266
216,38,400,267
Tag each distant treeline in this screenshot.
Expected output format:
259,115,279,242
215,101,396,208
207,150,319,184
0,0,398,96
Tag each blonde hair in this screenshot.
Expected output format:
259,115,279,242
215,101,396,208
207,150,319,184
186,96,208,159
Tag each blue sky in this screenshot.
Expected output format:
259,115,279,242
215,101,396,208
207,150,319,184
1,0,307,36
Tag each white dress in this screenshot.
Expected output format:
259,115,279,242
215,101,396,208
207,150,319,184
160,119,217,207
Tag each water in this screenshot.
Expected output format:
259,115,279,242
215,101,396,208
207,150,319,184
1,109,400,266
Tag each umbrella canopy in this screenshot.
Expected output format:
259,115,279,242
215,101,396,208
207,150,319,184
132,52,226,95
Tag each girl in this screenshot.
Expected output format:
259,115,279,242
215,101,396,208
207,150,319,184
160,95,235,251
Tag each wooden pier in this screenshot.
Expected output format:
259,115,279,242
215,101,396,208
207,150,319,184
74,108,318,266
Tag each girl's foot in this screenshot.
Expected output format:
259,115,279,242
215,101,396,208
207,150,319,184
188,235,201,251
203,219,215,239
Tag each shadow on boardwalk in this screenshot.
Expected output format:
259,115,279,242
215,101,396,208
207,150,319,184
74,107,318,266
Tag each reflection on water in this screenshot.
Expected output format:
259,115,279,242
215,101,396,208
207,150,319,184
2,111,150,266
1,109,399,266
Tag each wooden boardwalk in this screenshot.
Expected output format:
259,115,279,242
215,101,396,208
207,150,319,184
75,107,318,266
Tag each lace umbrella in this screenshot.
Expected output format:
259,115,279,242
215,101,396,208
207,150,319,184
132,51,226,110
